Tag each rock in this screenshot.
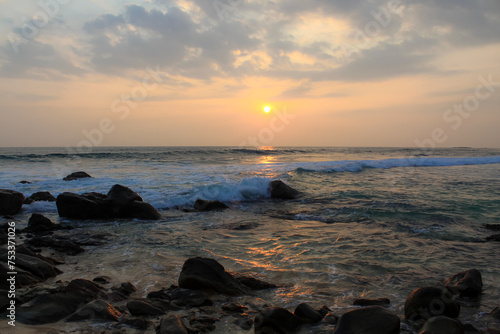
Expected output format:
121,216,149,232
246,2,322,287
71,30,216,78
485,224,500,231
127,299,165,316
268,180,299,199
149,287,212,308
93,276,111,284
178,257,248,295
56,185,161,220
63,171,92,181
333,306,400,334
25,213,58,234
486,234,500,242
158,315,189,334
255,307,305,334
56,192,109,219
232,273,277,290
66,299,122,322
445,269,483,297
491,307,500,319
0,261,39,289
117,281,137,295
24,191,56,204
353,297,391,306
405,287,460,324
12,253,61,280
19,180,31,184
463,324,480,334
294,303,324,324
419,316,464,334
0,189,25,215
234,317,253,330
194,199,229,211
121,318,150,330
27,236,85,255
64,279,103,299
222,303,248,313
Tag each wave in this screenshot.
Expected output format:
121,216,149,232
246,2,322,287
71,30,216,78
293,156,500,173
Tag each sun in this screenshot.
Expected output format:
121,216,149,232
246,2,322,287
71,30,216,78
264,106,271,113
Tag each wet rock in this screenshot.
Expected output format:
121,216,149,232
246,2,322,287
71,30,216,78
123,200,162,220
148,286,213,308
232,272,277,290
24,191,56,204
64,279,103,299
234,316,253,330
194,199,229,211
419,316,464,334
333,306,400,334
63,171,92,181
117,281,137,296
0,189,25,215
106,184,143,208
486,234,500,242
0,261,39,289
25,213,58,234
27,236,85,255
464,324,480,334
323,312,339,325
158,314,189,334
19,180,31,184
222,303,248,313
106,184,161,219
127,299,165,316
491,307,500,319
404,287,460,324
121,318,150,330
93,276,112,284
255,307,305,334
353,297,391,306
56,192,109,219
485,224,500,231
268,180,299,199
445,269,483,297
294,303,325,324
67,299,122,322
178,257,249,295
12,253,61,280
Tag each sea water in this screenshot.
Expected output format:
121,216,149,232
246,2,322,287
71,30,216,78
1,146,500,332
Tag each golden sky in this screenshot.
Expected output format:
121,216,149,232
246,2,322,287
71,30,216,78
0,0,499,147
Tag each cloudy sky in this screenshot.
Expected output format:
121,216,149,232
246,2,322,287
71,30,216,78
0,0,499,148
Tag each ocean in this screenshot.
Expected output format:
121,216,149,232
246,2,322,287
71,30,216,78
1,146,500,332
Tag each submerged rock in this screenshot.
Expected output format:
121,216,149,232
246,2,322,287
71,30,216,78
194,199,229,211
0,189,25,215
405,286,460,324
419,316,464,334
268,180,299,199
333,306,400,334
445,269,483,298
63,171,92,181
56,184,161,220
27,235,85,255
255,307,305,334
24,191,56,204
178,257,249,296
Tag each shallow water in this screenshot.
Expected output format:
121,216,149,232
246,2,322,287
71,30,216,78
1,146,500,332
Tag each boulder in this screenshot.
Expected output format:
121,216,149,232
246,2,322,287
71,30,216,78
24,191,56,204
333,306,400,334
0,261,39,289
294,303,325,324
353,297,391,306
0,189,25,215
419,316,464,334
178,257,249,295
268,180,299,199
17,292,88,324
120,200,161,220
11,253,60,280
64,279,103,299
158,315,189,334
148,287,212,308
127,299,165,316
27,236,85,255
63,171,92,181
56,192,109,219
25,213,58,234
445,269,483,297
67,299,122,322
405,287,460,324
231,272,277,290
194,199,229,211
19,180,31,184
255,307,305,334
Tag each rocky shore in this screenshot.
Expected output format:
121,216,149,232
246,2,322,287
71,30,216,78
1,173,500,333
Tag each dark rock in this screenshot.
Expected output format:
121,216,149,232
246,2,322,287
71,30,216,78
323,312,339,325
463,324,480,334
66,299,121,322
405,287,460,324
106,185,161,219
19,180,31,184
333,306,400,334
234,317,253,330
491,307,500,319
93,276,111,284
121,318,150,330
0,189,25,215
64,279,103,299
24,191,56,204
13,253,60,280
0,261,39,289
118,281,137,295
353,297,391,306
485,224,500,231
222,303,248,313
27,236,85,255
486,234,500,242
178,257,248,295
127,299,165,316
147,286,213,308
16,245,64,265
194,199,229,211
445,269,483,297
268,180,299,199
232,272,277,290
419,316,464,334
56,192,109,219
158,315,189,334
122,200,161,220
255,307,305,334
106,184,143,207
25,213,58,234
294,303,324,324
17,291,89,324
63,171,92,181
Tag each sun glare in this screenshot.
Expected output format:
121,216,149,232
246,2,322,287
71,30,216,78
264,106,271,113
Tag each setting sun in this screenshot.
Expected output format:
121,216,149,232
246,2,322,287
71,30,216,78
264,106,271,113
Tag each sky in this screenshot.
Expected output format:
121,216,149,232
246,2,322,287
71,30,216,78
0,0,499,148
